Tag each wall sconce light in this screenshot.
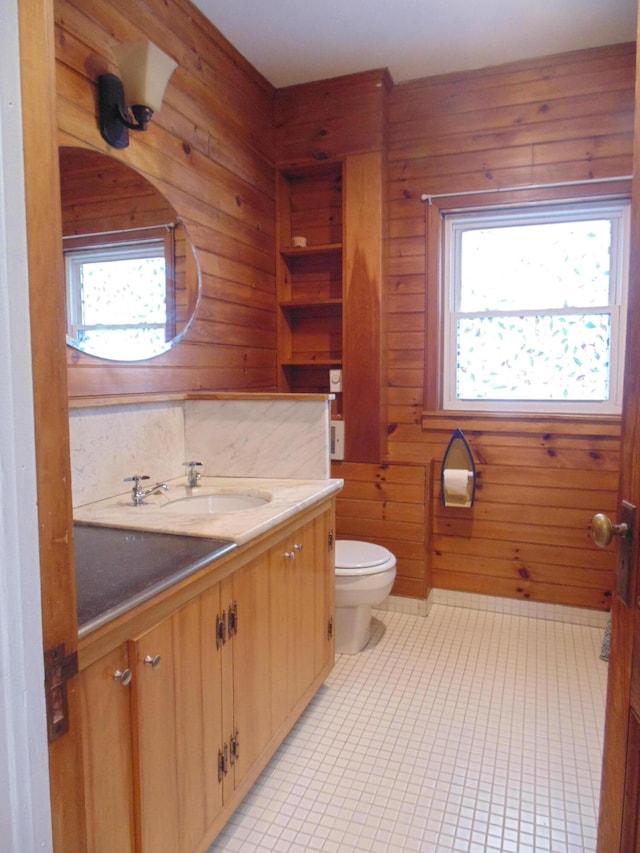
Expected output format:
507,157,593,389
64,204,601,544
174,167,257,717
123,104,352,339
98,41,177,150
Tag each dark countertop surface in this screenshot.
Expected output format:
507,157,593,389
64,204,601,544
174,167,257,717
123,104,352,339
74,523,236,638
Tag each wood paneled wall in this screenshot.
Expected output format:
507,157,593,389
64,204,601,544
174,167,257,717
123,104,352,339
423,415,619,609
280,44,634,608
55,0,635,610
55,0,277,396
331,461,429,598
274,69,391,167
385,44,635,608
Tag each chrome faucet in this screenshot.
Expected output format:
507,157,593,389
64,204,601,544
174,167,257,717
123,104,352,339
185,461,203,488
124,475,169,506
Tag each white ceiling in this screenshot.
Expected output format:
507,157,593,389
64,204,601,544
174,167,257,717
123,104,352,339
192,0,637,88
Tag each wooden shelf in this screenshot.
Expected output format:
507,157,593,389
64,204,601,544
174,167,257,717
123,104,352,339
280,243,342,259
277,153,384,462
281,358,342,367
279,298,342,315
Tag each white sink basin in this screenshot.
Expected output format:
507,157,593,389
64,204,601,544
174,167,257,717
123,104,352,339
164,493,269,514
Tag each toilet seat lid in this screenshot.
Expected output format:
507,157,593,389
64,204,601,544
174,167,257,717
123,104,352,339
335,540,392,569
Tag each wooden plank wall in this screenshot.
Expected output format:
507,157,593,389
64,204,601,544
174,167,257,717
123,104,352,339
386,44,635,608
278,44,634,608
55,0,278,396
331,461,429,599
421,415,619,609
54,1,635,611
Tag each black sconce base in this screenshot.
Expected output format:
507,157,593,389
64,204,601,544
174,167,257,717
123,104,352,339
98,73,129,149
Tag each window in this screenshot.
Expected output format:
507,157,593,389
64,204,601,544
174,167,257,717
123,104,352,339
442,199,630,414
65,230,175,361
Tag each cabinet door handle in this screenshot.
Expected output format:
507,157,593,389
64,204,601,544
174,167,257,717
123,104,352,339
143,654,162,669
283,551,296,561
293,542,304,552
113,668,132,686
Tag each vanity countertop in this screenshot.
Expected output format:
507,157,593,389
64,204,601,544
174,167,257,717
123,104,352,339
73,476,343,543
73,476,343,638
75,524,236,638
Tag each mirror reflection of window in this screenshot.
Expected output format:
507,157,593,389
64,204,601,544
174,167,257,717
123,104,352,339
59,147,200,362
64,225,177,360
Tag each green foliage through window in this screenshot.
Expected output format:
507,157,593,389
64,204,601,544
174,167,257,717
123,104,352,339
444,200,629,414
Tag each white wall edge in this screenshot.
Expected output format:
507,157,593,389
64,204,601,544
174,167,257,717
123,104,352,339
0,1,53,849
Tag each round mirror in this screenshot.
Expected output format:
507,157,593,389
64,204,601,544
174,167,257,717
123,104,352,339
60,147,200,361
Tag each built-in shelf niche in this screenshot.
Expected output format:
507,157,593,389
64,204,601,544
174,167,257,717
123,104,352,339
277,162,344,405
276,153,383,462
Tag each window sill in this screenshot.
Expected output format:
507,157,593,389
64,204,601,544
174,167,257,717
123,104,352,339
421,410,622,437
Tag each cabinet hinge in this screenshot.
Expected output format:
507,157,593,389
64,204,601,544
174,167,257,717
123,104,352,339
327,617,334,641
328,529,334,551
216,611,227,649
228,601,238,637
230,729,240,765
43,644,78,743
217,743,229,782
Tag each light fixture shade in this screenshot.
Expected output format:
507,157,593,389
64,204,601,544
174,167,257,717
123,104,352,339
112,41,177,113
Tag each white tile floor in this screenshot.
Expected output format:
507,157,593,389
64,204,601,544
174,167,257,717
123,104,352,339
210,604,608,853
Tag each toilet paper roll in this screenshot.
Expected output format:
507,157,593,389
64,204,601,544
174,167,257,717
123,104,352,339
443,469,472,504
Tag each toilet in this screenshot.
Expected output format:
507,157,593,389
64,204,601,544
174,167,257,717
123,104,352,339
334,539,397,654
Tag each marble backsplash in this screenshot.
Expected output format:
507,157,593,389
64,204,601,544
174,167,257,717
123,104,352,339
184,399,330,480
69,396,331,507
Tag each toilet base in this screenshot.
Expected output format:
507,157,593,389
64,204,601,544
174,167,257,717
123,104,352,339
335,604,372,654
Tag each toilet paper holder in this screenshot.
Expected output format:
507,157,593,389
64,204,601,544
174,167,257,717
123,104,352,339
440,428,476,508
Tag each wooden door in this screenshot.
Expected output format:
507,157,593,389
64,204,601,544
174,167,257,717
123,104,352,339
225,558,272,788
270,511,335,733
78,645,135,853
130,616,180,851
270,538,295,729
315,509,336,676
173,589,224,850
18,1,86,850
292,518,323,698
597,12,640,848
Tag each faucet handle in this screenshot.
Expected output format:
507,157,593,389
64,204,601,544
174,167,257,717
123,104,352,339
124,475,150,484
185,461,203,487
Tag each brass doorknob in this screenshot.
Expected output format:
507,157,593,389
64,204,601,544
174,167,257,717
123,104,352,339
591,512,629,548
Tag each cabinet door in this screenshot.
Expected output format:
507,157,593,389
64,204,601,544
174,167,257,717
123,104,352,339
224,555,272,789
130,615,180,852
270,511,335,732
79,645,135,853
295,512,335,694
173,588,224,850
270,537,295,729
291,518,320,698
315,509,335,677
130,590,226,853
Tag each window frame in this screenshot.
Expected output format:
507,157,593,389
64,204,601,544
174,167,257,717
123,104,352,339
64,226,177,346
440,197,631,416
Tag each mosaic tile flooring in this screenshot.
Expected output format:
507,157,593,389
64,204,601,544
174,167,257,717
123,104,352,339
210,604,608,852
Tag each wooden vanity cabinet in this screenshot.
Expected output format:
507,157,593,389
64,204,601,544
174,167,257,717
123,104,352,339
78,643,136,853
220,551,273,795
78,500,335,853
270,509,335,730
129,588,223,852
